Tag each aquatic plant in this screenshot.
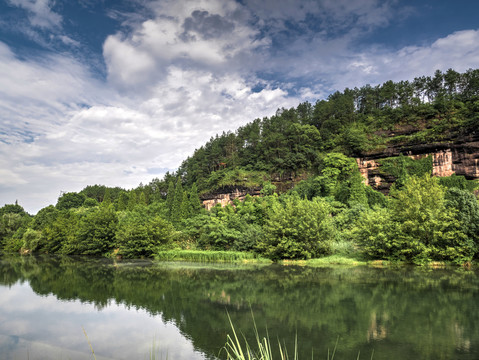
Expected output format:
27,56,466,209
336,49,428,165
155,250,269,263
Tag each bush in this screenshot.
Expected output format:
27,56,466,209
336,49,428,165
258,195,335,260
22,229,42,252
116,210,175,258
352,175,475,263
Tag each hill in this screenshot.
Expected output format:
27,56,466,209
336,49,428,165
1,68,479,264
170,68,479,203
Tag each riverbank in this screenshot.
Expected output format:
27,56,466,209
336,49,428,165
151,249,476,268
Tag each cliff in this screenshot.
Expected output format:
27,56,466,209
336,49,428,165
201,131,479,207
202,187,261,210
357,130,479,193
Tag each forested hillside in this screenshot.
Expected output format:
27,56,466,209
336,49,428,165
1,69,479,264
176,68,479,193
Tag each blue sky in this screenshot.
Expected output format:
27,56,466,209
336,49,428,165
1,0,479,213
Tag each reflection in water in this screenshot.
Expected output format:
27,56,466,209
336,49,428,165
0,282,205,360
0,255,479,359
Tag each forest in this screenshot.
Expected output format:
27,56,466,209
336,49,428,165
1,68,479,264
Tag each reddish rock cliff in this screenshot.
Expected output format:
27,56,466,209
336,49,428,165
357,134,479,193
202,188,261,210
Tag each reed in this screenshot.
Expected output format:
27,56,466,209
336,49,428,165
222,312,296,360
223,313,370,360
82,327,97,360
155,250,270,263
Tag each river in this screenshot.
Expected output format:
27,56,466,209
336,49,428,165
0,255,478,359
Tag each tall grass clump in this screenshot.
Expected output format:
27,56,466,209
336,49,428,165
155,250,270,263
223,313,369,360
222,313,298,360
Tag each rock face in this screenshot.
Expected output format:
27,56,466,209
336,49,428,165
357,136,479,193
202,188,261,210
201,133,479,207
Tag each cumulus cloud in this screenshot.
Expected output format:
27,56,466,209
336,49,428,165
103,0,267,93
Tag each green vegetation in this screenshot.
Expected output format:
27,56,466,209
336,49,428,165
223,313,298,360
1,68,479,265
155,250,269,262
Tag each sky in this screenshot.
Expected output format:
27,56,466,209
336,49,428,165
1,0,479,214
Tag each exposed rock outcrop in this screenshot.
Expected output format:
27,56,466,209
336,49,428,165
357,133,479,193
202,188,261,210
201,133,479,207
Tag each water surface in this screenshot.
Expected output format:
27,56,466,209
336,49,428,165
0,256,478,359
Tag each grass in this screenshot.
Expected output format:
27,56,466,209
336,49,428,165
305,255,368,267
222,312,298,360
279,255,367,267
222,312,369,360
82,327,97,360
155,250,271,263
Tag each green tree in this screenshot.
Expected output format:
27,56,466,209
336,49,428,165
171,178,184,224
179,191,190,220
116,210,175,258
117,191,129,211
128,191,137,211
354,175,474,263
43,211,79,253
56,192,86,210
0,203,31,250
188,183,203,214
258,195,335,260
71,206,118,255
445,188,479,250
166,180,175,218
22,229,42,252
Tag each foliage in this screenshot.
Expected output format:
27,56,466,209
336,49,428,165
258,195,335,260
205,168,268,192
42,210,79,253
68,206,118,255
22,229,42,252
0,204,31,251
378,155,433,188
155,250,266,262
116,210,175,258
439,174,478,192
56,192,86,210
445,188,479,251
353,175,476,264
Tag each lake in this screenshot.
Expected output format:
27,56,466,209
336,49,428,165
0,255,478,359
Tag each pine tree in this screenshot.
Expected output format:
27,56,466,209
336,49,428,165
189,183,202,214
127,191,137,211
139,192,147,206
180,191,191,220
166,180,175,218
117,191,129,211
171,178,184,223
101,188,111,208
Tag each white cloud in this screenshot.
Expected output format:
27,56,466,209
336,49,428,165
103,0,267,93
331,29,479,90
8,0,62,29
0,283,205,360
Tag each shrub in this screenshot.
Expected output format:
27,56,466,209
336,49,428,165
116,210,175,258
258,195,335,260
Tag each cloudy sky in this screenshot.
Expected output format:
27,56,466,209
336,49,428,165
1,0,479,213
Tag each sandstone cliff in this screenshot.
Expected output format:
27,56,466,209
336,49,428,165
357,130,479,193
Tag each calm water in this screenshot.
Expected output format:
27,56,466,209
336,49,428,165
0,256,478,359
